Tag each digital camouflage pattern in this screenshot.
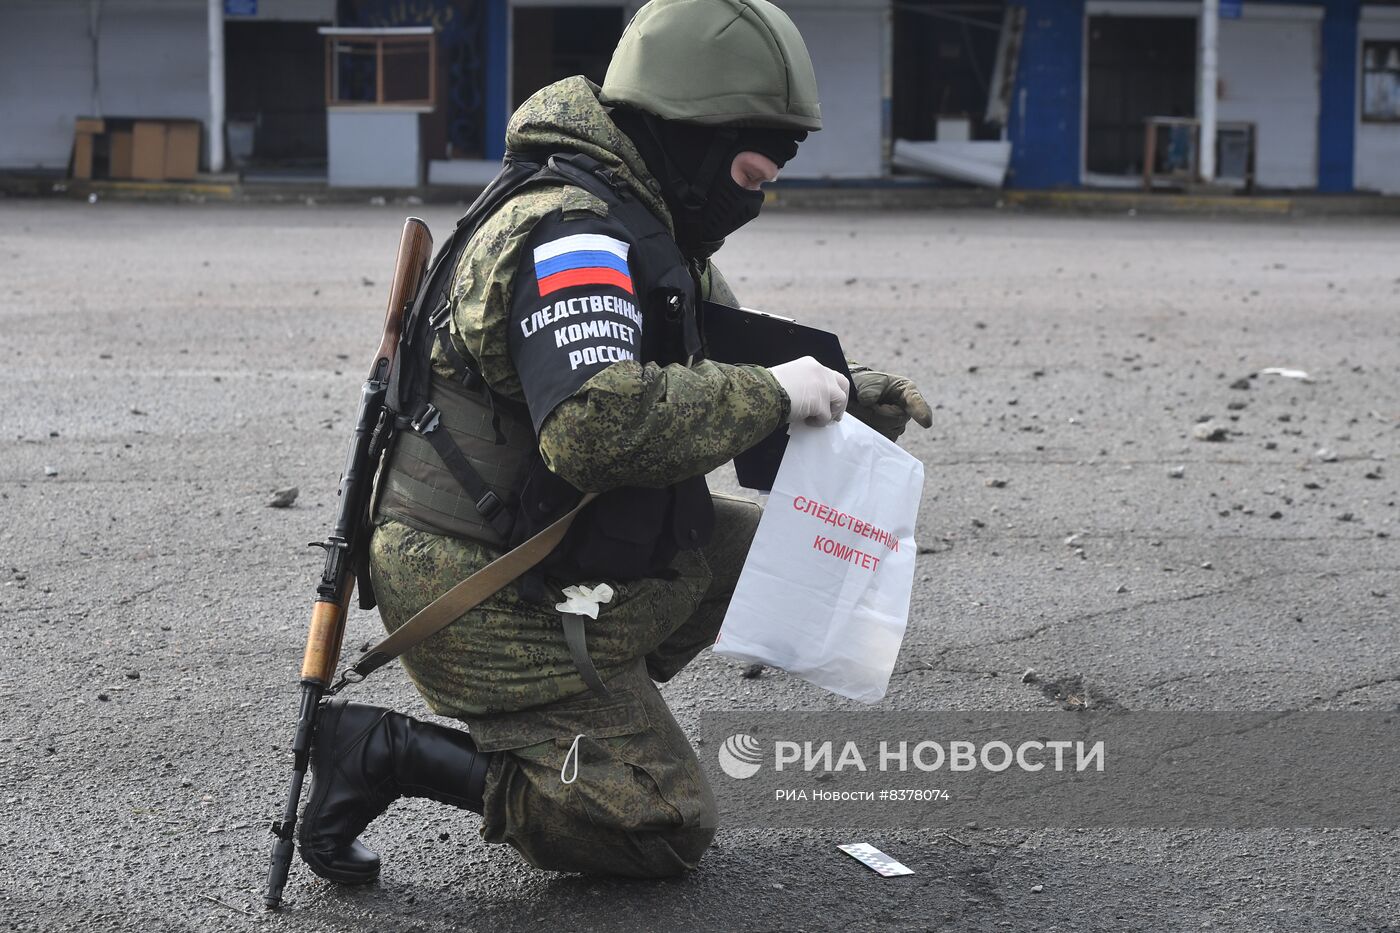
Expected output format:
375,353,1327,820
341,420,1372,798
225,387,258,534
367,77,780,875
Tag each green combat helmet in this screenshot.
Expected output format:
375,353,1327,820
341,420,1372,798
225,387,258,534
600,0,822,132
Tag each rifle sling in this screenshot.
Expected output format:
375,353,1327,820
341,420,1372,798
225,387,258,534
337,492,600,690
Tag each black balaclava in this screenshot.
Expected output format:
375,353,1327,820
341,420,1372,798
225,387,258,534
612,107,805,255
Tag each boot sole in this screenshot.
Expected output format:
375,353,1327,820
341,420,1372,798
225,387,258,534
297,699,382,886
299,844,380,885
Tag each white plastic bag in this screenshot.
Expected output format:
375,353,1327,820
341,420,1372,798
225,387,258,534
713,417,925,703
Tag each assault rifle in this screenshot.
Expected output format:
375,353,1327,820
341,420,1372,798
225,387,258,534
263,217,433,909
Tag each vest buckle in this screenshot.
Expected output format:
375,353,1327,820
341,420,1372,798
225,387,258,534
475,490,504,521
428,297,452,329
410,403,441,435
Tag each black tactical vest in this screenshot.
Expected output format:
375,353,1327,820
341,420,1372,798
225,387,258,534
375,153,715,594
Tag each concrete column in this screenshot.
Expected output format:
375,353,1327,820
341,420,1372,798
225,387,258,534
880,0,893,175
483,0,509,160
1317,0,1360,192
1199,0,1218,182
1005,0,1085,190
208,0,225,173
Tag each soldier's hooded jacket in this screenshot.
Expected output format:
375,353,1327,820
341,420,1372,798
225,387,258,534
367,76,788,718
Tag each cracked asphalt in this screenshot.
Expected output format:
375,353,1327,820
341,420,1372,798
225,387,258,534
2,200,1398,932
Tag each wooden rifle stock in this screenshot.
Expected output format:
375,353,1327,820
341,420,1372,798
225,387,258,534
297,217,432,687
265,217,432,910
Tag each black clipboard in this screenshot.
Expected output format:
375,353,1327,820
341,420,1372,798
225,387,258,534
702,301,853,491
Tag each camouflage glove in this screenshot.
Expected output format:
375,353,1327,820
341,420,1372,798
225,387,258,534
847,364,933,441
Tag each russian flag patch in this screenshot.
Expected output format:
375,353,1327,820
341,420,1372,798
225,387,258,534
533,233,634,297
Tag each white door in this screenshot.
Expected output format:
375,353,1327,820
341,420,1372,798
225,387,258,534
1217,10,1322,189
783,7,885,179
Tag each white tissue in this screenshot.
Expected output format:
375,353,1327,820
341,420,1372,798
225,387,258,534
554,583,615,619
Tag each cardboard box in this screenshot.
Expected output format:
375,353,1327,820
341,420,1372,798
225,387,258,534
71,117,107,179
163,122,200,180
72,117,202,181
131,121,167,181
109,130,134,179
72,133,95,179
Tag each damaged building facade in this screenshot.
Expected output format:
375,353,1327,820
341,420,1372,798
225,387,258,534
1,0,1397,193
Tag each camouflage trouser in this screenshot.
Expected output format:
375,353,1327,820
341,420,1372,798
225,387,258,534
368,493,761,877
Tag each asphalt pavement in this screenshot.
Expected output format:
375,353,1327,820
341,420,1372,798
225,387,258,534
1,199,1397,932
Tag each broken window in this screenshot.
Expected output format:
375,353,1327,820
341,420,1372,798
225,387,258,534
1362,41,1400,124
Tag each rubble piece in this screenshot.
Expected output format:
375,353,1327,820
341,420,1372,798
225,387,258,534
1193,423,1228,442
267,486,299,508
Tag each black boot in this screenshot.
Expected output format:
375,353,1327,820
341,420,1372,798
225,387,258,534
297,698,491,885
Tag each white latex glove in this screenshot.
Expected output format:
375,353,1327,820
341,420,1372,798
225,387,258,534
555,583,614,620
768,356,850,427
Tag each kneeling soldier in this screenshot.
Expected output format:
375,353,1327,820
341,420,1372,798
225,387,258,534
298,0,931,881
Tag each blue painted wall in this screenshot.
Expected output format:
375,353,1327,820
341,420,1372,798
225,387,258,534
1007,0,1086,190
1317,0,1358,192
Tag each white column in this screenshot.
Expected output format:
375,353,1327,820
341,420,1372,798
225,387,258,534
208,0,225,174
1199,0,1219,182
880,1,893,175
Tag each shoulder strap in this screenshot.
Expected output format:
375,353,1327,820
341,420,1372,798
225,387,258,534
546,154,702,359
387,156,551,417
380,156,560,541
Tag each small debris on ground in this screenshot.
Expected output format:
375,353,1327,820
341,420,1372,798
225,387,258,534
741,663,765,679
43,466,58,477
1258,367,1315,383
1115,583,1129,594
984,477,1009,488
267,486,299,508
1167,465,1186,479
1193,422,1228,442
1315,448,1339,463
